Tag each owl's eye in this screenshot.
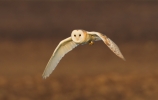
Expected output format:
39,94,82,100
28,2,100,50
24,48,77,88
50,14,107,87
79,34,81,36
74,35,76,37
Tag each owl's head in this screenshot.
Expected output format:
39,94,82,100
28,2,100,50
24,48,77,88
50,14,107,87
71,30,87,43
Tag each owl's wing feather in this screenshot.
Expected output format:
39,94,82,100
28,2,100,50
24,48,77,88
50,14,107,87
42,37,78,79
87,32,125,60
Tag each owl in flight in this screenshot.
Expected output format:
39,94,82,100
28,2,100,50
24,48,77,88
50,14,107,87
42,30,125,79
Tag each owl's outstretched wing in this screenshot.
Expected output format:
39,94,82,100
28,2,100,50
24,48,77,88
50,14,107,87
87,32,125,60
42,37,78,79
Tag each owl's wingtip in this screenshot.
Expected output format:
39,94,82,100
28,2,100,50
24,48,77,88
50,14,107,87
121,56,126,61
118,54,126,61
122,58,126,61
42,74,49,79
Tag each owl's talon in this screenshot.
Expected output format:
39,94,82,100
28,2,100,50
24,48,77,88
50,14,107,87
89,41,94,45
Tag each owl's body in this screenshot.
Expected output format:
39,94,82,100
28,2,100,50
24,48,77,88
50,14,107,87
42,30,125,79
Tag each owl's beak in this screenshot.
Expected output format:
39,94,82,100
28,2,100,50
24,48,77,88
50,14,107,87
76,38,79,41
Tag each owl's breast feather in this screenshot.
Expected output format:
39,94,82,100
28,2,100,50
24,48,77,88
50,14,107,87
84,34,92,43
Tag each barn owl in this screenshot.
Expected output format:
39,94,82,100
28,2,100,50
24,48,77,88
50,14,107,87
42,30,125,79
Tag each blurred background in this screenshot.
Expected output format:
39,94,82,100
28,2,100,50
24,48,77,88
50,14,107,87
0,0,158,100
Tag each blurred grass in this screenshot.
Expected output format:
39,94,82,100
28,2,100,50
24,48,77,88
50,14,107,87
0,39,158,100
1,72,158,100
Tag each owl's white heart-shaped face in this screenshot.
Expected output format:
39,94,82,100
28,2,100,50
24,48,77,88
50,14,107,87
71,30,87,43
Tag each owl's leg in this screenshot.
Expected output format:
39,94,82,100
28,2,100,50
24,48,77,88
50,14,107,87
89,41,94,45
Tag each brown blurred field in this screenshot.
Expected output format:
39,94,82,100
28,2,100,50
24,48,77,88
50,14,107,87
0,39,158,100
0,1,158,100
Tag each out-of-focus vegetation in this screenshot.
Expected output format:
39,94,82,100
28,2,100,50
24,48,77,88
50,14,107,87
1,72,158,100
0,1,158,42
0,39,158,100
